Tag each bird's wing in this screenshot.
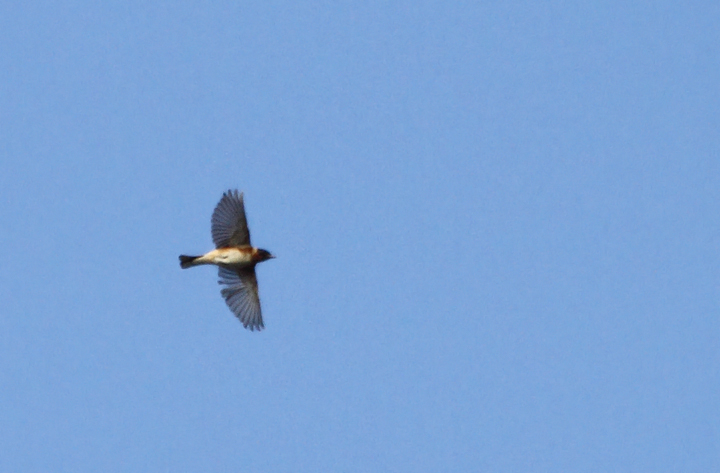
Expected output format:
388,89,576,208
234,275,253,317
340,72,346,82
218,266,264,331
211,190,251,248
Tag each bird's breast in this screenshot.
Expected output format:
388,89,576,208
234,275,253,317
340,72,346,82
209,247,255,267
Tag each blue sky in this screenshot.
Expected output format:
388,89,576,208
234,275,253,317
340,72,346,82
1,1,718,471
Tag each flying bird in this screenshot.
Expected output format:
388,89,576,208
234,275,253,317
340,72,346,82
179,190,274,331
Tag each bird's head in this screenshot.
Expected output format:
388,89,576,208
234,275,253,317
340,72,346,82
256,248,275,262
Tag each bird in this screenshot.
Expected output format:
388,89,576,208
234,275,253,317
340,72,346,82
179,190,274,331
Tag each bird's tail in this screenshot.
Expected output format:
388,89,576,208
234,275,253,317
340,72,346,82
179,255,201,269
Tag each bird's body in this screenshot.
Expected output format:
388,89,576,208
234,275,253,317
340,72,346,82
179,190,274,331
180,246,257,269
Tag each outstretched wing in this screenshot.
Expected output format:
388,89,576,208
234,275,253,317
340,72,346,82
218,266,264,331
211,190,251,248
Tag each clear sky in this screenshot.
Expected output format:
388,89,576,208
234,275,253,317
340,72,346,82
1,1,718,471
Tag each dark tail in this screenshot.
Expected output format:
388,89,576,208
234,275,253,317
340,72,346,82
179,255,200,269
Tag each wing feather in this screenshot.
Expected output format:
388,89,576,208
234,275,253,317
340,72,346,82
211,190,251,248
218,266,264,331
